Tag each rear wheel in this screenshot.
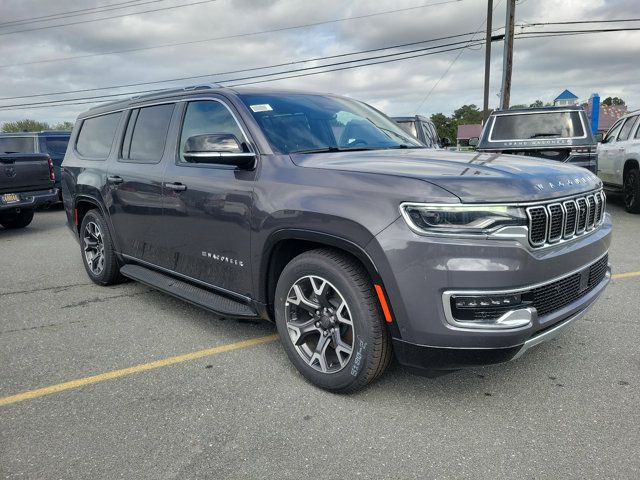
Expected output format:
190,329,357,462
274,249,392,393
0,209,34,229
80,209,125,285
623,167,640,213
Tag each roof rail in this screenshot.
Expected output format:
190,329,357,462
89,83,223,110
130,83,222,101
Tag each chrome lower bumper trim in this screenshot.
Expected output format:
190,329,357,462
511,302,595,360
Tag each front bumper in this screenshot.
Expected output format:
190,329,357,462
0,188,58,211
367,212,612,370
392,271,608,372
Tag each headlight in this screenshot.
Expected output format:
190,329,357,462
401,203,527,235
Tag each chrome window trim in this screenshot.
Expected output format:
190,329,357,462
442,251,609,331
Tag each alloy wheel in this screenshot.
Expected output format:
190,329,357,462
624,172,637,209
284,275,354,374
83,221,105,276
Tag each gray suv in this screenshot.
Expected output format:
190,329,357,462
62,85,611,392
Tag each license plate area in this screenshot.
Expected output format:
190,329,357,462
1,193,20,204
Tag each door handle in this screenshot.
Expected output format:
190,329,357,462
107,175,123,184
164,182,187,191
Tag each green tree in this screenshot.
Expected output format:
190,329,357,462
430,112,457,142
1,119,51,133
529,99,544,108
510,104,528,110
52,121,74,131
452,104,483,125
602,96,625,106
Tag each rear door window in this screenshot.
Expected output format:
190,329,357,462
0,136,35,154
76,112,122,159
121,103,175,163
490,111,585,141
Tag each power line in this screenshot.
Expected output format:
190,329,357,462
0,0,164,28
414,0,504,112
0,38,488,110
0,0,463,68
0,31,482,101
2,24,639,112
0,0,219,37
525,18,640,27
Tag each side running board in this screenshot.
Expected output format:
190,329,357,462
120,264,258,318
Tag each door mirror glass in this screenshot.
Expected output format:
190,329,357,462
468,137,479,147
183,134,255,167
594,132,603,143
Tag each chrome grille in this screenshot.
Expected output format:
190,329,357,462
526,190,605,248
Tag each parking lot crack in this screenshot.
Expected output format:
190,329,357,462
0,282,89,297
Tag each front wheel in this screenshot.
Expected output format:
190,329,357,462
0,209,34,229
623,167,640,213
274,249,392,393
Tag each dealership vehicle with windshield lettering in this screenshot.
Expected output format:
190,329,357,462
471,106,598,173
62,86,611,392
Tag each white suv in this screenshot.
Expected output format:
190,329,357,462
597,111,640,212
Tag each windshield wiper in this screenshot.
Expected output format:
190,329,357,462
293,146,380,154
529,133,561,138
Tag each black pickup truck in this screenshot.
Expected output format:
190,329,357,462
0,153,58,229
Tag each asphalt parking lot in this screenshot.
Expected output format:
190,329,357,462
1,200,638,480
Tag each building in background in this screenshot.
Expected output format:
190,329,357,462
553,89,579,106
456,123,482,150
583,97,628,133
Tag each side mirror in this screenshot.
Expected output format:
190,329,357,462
594,133,603,143
183,134,255,168
440,137,451,148
468,137,479,147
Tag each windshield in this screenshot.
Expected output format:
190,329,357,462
490,111,585,141
239,93,423,154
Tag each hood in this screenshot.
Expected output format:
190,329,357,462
290,149,602,203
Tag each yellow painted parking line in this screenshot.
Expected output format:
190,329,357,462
612,271,640,280
0,334,278,407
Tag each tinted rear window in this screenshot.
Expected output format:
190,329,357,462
490,111,585,141
44,137,69,159
0,136,35,154
76,112,121,159
121,104,174,163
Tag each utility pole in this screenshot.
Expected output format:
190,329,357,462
500,0,516,110
482,0,493,123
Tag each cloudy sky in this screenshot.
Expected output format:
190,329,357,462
0,0,638,125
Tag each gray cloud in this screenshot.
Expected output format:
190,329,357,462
0,0,638,125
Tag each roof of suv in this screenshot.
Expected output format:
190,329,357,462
83,84,335,118
490,105,585,116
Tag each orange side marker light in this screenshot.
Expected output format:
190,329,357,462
374,284,393,323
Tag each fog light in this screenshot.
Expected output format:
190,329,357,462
453,294,522,309
447,293,533,329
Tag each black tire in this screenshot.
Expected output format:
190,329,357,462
79,209,125,285
274,248,392,393
623,167,640,213
0,209,34,229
